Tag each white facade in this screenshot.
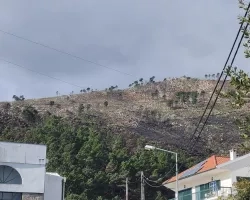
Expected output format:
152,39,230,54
0,142,46,194
0,141,65,200
44,173,66,200
165,151,250,200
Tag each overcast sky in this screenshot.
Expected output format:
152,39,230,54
0,0,248,101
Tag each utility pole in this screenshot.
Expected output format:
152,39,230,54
126,177,128,200
141,171,145,200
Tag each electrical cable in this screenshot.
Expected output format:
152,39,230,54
0,29,134,77
191,19,250,149
142,164,176,184
143,177,162,188
167,2,250,181
0,58,87,89
187,1,250,148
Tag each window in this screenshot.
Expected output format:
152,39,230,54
237,176,250,182
0,165,22,184
178,188,192,200
209,180,220,192
198,180,220,200
0,192,22,200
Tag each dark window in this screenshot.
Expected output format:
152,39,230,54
0,192,22,200
179,188,192,200
236,176,250,182
199,180,220,199
0,165,22,184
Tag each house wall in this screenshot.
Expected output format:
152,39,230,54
0,142,46,164
172,170,232,192
44,173,64,200
0,162,46,193
167,168,250,199
22,193,44,200
0,142,65,198
231,166,250,183
0,142,46,193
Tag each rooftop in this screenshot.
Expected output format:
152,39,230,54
0,141,46,147
164,155,230,184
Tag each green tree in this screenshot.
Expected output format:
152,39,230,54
222,180,250,200
139,78,144,85
222,1,250,153
12,95,25,101
216,73,220,79
13,115,177,200
149,76,155,83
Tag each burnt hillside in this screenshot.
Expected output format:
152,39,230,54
0,77,245,157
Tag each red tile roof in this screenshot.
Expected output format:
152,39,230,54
164,155,230,184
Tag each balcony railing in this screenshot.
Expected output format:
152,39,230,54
169,187,232,200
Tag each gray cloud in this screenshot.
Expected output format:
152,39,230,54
0,0,248,101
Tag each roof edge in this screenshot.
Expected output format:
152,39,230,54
163,168,216,185
163,155,230,185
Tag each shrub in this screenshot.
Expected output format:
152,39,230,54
166,99,174,108
200,90,205,96
86,104,91,110
191,91,198,104
49,101,55,106
104,101,108,107
22,106,39,123
3,102,11,110
151,89,159,99
78,104,84,115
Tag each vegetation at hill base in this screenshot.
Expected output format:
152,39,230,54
3,2,250,199
2,74,249,199
0,109,193,200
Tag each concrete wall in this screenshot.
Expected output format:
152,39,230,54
169,169,231,192
231,166,250,183
22,193,44,200
0,142,66,198
44,173,64,200
0,142,46,193
168,168,250,199
0,142,46,164
174,170,233,200
0,162,46,193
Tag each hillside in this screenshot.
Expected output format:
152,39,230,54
0,77,245,157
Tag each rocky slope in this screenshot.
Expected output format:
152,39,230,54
0,77,246,157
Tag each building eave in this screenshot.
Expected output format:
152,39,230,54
163,168,228,191
217,153,250,170
163,168,216,185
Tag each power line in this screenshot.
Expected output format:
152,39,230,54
187,1,250,149
164,2,250,184
191,16,250,148
143,177,162,188
0,29,134,77
143,164,176,184
0,58,87,89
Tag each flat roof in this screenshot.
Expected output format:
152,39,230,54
0,141,46,147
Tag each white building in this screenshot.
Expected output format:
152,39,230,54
164,149,250,200
45,173,66,200
0,141,66,200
